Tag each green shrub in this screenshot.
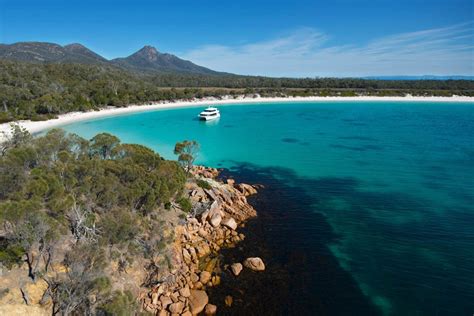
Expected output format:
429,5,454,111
196,179,211,190
98,290,138,316
0,112,11,123
0,243,24,268
177,197,192,213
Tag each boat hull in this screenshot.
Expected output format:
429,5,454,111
199,114,220,121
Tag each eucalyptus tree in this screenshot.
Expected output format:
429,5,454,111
174,140,200,174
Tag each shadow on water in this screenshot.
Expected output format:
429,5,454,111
207,162,381,316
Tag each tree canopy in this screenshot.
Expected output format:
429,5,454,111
174,140,200,174
0,126,187,314
1,59,472,123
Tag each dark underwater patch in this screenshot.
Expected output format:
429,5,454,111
422,181,443,190
210,164,381,315
330,144,384,151
281,137,300,143
355,160,371,166
341,119,368,126
426,165,446,172
338,136,378,141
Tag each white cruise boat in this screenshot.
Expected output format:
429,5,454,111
198,106,220,121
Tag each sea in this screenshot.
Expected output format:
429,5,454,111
59,101,474,315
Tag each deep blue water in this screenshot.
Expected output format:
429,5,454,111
60,102,474,315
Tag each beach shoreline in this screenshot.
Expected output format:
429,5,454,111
1,95,472,142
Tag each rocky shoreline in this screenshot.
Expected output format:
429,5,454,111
142,166,264,315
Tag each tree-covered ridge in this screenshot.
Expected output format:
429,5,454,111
0,42,219,75
0,127,187,314
1,59,473,123
0,60,232,123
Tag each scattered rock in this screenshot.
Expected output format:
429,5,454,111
160,295,173,308
143,169,259,314
200,210,210,224
144,303,155,313
211,275,221,286
189,290,209,315
169,301,184,314
195,242,211,258
230,263,243,276
198,228,208,237
200,271,211,284
222,217,237,230
209,213,222,227
157,310,168,316
205,303,217,315
182,248,191,263
179,286,190,298
170,291,179,303
243,257,265,271
237,183,258,196
151,292,159,305
209,200,220,214
224,295,233,307
190,272,199,283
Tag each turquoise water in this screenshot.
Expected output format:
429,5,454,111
60,102,474,315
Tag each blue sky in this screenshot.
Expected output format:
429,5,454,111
1,0,473,77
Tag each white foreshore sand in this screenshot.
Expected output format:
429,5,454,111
0,95,472,142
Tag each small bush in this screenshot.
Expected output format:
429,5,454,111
0,112,12,124
30,114,57,121
196,179,211,190
98,290,138,316
0,243,24,269
177,197,192,213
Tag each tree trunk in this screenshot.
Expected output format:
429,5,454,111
20,287,30,305
25,252,35,280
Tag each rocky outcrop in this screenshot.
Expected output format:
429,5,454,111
236,183,258,196
143,166,260,315
192,166,220,179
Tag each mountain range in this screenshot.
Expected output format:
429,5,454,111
0,42,220,75
1,42,472,80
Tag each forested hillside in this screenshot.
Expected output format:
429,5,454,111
1,59,473,123
0,126,187,314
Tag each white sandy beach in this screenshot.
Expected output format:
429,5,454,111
0,95,472,142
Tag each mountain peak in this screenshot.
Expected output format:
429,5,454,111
141,45,158,52
1,41,220,75
134,45,159,61
64,43,87,50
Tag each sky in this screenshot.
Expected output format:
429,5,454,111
1,0,473,77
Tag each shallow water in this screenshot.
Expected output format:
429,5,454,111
61,101,474,315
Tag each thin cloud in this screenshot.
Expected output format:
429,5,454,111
182,23,474,77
